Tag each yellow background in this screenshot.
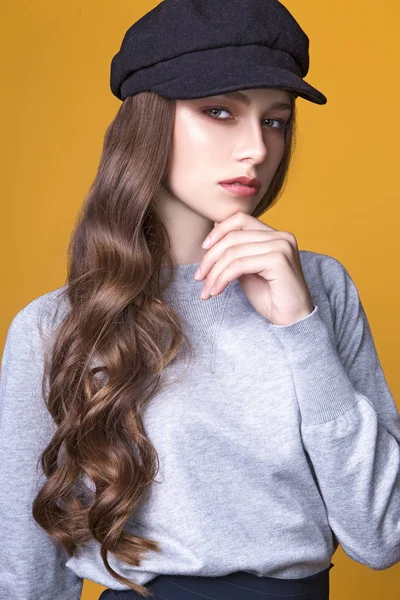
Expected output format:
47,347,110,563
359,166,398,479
1,1,399,598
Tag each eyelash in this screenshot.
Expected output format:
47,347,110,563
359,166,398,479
201,107,289,130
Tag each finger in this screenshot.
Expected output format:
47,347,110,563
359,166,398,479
201,239,295,298
203,211,278,249
198,230,296,280
205,251,287,298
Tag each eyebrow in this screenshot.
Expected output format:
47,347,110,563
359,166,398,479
217,91,292,111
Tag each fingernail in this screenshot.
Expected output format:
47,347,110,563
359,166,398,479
194,268,201,280
202,237,211,249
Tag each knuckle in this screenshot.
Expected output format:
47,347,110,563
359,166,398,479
282,231,297,244
225,245,237,259
225,230,236,241
232,255,245,267
224,246,241,265
269,250,288,265
281,238,295,255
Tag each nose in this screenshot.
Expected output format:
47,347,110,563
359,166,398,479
235,120,269,165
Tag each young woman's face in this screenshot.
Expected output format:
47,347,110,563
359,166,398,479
160,87,292,221
153,87,293,265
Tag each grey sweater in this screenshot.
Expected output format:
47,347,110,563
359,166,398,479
1,250,399,599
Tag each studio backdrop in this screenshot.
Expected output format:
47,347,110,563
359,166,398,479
1,2,399,599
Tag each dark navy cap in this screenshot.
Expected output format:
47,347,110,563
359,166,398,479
110,0,327,105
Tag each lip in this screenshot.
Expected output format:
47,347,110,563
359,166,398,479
219,183,259,197
219,176,262,189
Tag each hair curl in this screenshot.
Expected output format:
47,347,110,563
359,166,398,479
32,90,297,596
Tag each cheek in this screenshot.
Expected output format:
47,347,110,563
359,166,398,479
268,134,286,166
168,120,219,180
179,125,218,160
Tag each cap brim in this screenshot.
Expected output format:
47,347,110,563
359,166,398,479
150,65,327,105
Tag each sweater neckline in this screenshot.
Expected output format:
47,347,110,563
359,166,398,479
160,261,240,301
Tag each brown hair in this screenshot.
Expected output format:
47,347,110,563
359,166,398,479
32,90,297,596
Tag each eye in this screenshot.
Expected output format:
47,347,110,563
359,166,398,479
201,107,288,130
202,107,232,120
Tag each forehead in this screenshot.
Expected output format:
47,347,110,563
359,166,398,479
219,89,293,106
186,88,293,109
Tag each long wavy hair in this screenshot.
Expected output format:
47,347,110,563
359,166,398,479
32,89,297,596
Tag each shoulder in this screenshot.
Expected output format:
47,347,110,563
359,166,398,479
299,249,353,298
5,285,70,352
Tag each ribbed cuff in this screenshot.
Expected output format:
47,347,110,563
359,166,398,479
269,305,358,425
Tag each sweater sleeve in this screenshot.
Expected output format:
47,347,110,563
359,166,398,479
0,297,83,600
268,257,400,571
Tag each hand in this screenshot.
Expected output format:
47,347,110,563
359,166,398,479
194,211,315,326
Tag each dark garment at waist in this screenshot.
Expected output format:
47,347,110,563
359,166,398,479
99,562,334,600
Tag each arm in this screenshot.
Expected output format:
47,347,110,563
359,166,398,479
0,296,83,600
269,256,400,570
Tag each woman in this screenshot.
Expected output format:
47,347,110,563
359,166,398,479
1,1,399,599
